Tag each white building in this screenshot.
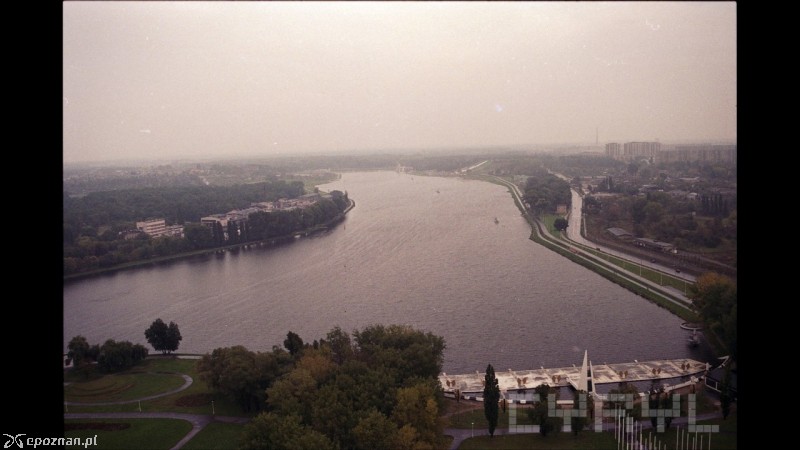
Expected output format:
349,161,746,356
136,218,167,238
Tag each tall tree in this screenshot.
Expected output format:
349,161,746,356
240,412,334,450
688,272,737,361
96,339,148,372
144,318,182,354
67,335,90,367
67,335,93,379
283,331,304,357
483,364,500,437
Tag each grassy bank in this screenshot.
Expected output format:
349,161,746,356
475,174,699,323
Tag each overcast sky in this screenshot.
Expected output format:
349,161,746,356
63,1,736,163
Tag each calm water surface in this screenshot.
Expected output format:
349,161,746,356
64,171,715,374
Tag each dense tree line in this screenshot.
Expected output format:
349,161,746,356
522,169,572,215
488,154,546,176
198,324,448,450
584,189,736,251
397,154,491,172
66,335,148,377
688,273,737,361
548,154,625,177
63,180,305,232
63,188,350,276
63,170,206,196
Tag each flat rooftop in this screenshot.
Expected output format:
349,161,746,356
440,358,708,395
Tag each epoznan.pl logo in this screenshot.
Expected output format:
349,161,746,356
4,435,97,448
3,435,24,449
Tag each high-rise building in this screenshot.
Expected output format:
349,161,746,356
605,142,622,160
623,141,660,161
656,144,736,165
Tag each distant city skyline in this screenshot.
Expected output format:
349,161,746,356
64,2,736,164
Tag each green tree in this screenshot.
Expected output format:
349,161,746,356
353,409,400,450
67,335,90,367
554,217,568,231
96,339,148,373
483,364,500,437
283,331,304,357
144,318,182,354
688,272,737,361
183,223,213,249
197,346,291,412
644,201,664,224
325,326,354,365
67,335,93,379
353,324,446,383
265,368,318,423
240,412,334,450
392,380,442,447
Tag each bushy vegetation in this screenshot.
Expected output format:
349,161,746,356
63,184,350,276
67,335,149,376
198,325,449,450
64,181,305,229
522,169,572,215
688,273,737,361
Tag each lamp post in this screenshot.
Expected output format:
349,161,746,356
471,421,474,438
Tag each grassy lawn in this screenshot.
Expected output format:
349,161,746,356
458,431,618,449
64,358,249,417
65,371,185,403
64,418,192,450
446,403,537,429
541,214,565,238
182,422,245,450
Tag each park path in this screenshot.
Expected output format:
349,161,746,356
64,412,249,450
64,368,248,450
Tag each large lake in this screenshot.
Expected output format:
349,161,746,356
64,171,715,374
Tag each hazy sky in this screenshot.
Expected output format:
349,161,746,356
63,1,736,163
